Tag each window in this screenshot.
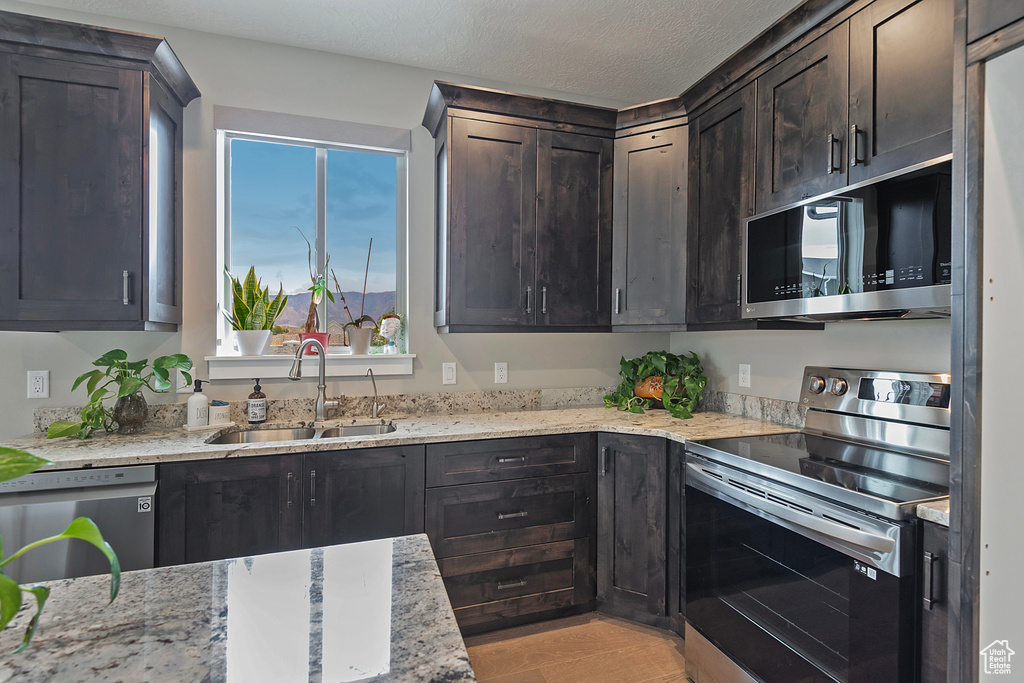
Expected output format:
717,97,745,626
211,107,411,378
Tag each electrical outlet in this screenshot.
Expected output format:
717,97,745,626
495,362,508,384
738,364,751,389
442,362,457,385
27,370,49,399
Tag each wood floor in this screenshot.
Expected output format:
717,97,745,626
464,613,687,683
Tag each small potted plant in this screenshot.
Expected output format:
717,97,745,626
46,349,193,437
296,228,334,355
604,350,708,419
331,237,376,355
224,266,288,355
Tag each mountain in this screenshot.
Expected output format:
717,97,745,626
274,291,396,330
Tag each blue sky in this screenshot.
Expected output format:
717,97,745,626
230,139,398,296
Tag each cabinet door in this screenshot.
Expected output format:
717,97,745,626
0,54,144,325
920,521,949,683
968,0,1024,43
536,130,612,326
596,433,669,627
302,446,425,548
612,124,688,326
755,27,849,213
449,117,537,326
157,455,303,566
686,84,756,324
848,0,953,184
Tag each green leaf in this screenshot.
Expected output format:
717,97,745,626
93,349,127,367
265,287,286,329
251,298,267,330
151,367,170,391
71,369,102,393
0,572,22,633
180,371,193,387
9,585,51,655
0,518,120,602
0,448,51,482
125,359,148,373
650,354,667,374
116,378,145,398
46,421,83,439
242,266,259,309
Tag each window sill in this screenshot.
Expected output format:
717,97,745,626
206,353,415,380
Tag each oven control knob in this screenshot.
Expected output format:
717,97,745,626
808,376,826,394
830,378,849,396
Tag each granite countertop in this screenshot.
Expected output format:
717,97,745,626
0,407,798,471
0,534,474,683
917,499,950,526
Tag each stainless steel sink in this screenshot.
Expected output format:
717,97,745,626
207,428,317,444
318,423,397,438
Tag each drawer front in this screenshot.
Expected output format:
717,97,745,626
440,539,594,628
426,474,593,557
426,434,595,486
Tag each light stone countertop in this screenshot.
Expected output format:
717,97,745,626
0,535,474,683
1,407,798,471
916,499,950,527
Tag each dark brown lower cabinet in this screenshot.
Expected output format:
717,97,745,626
668,440,686,634
920,521,949,682
158,446,426,566
596,433,669,628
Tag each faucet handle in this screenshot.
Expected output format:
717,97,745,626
372,401,387,418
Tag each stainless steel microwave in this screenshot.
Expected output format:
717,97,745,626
742,165,952,321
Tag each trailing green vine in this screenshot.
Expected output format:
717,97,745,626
604,350,708,419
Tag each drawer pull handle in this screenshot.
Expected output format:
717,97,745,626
497,456,526,464
287,472,294,508
497,578,526,590
497,510,528,520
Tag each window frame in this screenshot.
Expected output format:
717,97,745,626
210,111,412,379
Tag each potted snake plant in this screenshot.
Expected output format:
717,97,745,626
224,266,288,355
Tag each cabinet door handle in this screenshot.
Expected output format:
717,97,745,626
122,270,132,305
310,469,316,507
923,551,941,609
850,124,863,167
525,286,532,314
736,273,742,306
827,133,841,174
599,446,609,476
286,472,294,508
496,578,526,590
614,288,621,315
497,510,528,520
497,456,526,464
541,286,547,315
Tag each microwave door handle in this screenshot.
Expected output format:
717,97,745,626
685,463,896,555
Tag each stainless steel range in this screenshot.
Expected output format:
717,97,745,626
685,367,950,683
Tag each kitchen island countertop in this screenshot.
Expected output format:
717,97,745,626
0,534,474,682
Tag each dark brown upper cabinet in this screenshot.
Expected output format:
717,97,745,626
612,120,688,328
848,0,953,184
424,82,615,333
687,84,756,325
755,27,850,213
967,0,1024,43
0,10,199,331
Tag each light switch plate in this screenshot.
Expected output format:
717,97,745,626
442,362,457,385
738,364,751,388
27,370,49,399
494,362,508,384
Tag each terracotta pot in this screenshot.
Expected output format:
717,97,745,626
633,376,685,401
113,391,148,434
300,332,330,355
347,327,372,355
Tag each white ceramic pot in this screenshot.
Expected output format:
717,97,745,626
235,329,271,356
347,327,373,355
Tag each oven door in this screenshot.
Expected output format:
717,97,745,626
685,459,916,683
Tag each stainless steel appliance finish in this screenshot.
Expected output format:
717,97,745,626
0,465,156,583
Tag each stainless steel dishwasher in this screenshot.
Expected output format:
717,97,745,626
0,465,156,583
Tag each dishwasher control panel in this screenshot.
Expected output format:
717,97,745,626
0,465,156,492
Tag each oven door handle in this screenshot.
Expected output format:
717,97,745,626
686,463,896,555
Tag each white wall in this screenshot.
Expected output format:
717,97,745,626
670,320,951,401
979,45,1024,671
0,0,668,439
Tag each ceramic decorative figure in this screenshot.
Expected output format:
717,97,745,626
379,313,401,355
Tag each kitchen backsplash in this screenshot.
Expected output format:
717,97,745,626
32,386,804,434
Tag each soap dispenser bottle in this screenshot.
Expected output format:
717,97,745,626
187,379,210,428
248,379,267,424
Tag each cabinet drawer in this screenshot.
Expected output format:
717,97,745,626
440,539,594,629
426,434,594,486
426,474,594,557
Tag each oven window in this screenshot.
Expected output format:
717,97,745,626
746,169,952,304
685,486,915,683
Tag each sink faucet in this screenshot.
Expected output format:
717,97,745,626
366,368,386,418
288,339,341,425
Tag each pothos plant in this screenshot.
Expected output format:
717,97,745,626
604,350,708,419
46,350,193,439
0,447,119,653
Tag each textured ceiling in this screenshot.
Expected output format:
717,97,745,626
20,0,805,104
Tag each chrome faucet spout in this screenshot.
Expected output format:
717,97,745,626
290,339,340,423
366,368,386,418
